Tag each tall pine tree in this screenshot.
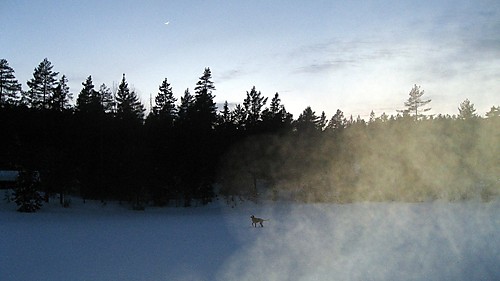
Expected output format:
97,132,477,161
398,84,431,120
0,59,22,106
25,58,59,109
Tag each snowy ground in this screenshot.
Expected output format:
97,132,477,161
1,197,499,281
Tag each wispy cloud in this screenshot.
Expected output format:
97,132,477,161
217,68,247,82
291,39,419,75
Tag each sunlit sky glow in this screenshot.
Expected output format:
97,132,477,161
1,0,499,118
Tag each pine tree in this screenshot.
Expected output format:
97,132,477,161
243,86,268,129
398,84,431,120
0,59,22,106
230,104,246,129
295,106,322,133
25,58,59,109
261,92,293,132
51,75,72,111
115,74,145,122
457,98,478,120
327,109,347,131
98,83,115,114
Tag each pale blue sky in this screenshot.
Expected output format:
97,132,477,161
1,0,499,118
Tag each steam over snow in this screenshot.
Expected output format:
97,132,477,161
1,199,499,281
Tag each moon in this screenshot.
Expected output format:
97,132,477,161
164,21,170,25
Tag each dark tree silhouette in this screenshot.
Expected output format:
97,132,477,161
261,92,293,133
76,75,99,114
294,106,322,133
243,86,267,130
115,74,145,122
0,59,22,106
14,170,43,212
151,77,177,124
51,75,72,111
25,58,59,109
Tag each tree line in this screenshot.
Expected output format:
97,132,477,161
1,58,499,210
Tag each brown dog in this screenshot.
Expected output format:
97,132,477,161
251,215,268,227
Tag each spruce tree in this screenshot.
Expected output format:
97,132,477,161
76,75,98,113
51,75,72,111
115,74,145,122
177,88,194,125
0,59,22,106
14,170,43,212
193,67,217,130
153,77,177,123
25,58,59,109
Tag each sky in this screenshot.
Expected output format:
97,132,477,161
1,0,499,119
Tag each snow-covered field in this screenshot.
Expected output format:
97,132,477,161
1,198,499,281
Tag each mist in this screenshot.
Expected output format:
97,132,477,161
218,115,499,203
218,201,499,281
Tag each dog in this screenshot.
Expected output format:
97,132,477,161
250,215,268,227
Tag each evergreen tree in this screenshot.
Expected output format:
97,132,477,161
261,92,293,132
0,59,22,106
398,84,431,120
13,170,43,212
243,86,267,128
318,111,327,131
76,75,99,114
51,75,72,111
152,77,177,123
369,110,376,123
115,74,145,122
232,104,247,130
327,109,347,131
294,106,322,133
219,101,232,125
25,58,59,109
485,106,500,119
98,83,115,114
193,67,217,130
178,88,194,124
457,98,478,120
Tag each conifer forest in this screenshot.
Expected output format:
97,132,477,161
0,58,498,209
